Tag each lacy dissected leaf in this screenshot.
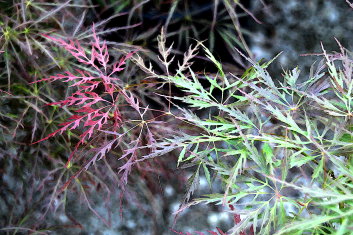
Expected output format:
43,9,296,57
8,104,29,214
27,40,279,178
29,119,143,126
32,25,138,169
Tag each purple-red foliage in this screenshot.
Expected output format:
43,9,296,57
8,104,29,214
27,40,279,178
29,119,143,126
32,25,137,169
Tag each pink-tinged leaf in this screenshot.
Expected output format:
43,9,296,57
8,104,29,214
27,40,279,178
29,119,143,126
80,127,95,142
113,109,122,129
110,50,138,76
68,115,84,120
32,118,82,144
71,119,82,130
121,90,140,112
41,34,65,45
91,25,109,71
42,34,92,66
118,157,134,185
47,100,68,106
31,129,61,144
111,56,127,74
98,77,116,94
32,69,97,86
80,81,100,91
34,24,136,179
84,139,118,170
125,50,137,60
75,106,96,113
118,140,140,184
119,145,137,160
146,127,157,151
54,92,104,107
31,75,61,84
85,120,98,126
65,143,81,168
207,231,219,235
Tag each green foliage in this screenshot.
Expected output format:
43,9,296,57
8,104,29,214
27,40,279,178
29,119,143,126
135,29,353,234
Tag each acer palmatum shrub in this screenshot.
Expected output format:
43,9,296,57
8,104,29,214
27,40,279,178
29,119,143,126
134,27,353,234
0,1,113,232
25,23,194,233
5,1,351,233
31,25,169,190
